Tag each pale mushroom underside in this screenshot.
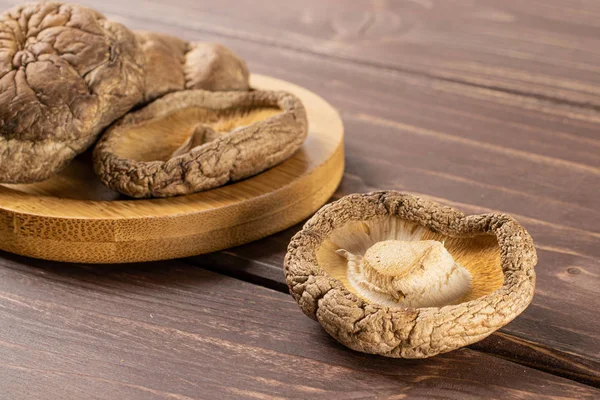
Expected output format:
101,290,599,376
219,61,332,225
109,106,282,162
318,217,504,308
93,89,308,198
284,191,537,359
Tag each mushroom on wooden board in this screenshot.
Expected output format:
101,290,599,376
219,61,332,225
137,31,250,103
93,89,308,198
0,2,251,184
0,2,145,183
284,191,537,358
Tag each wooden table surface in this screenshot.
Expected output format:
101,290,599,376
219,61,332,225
1,1,599,399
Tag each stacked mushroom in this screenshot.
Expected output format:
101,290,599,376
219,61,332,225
0,2,307,197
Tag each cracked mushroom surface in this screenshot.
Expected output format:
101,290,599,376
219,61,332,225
0,1,250,184
0,1,145,183
93,89,308,198
137,31,250,103
284,191,537,358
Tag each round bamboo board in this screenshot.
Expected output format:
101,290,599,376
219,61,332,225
0,75,344,263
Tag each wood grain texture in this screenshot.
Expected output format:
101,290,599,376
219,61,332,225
0,254,598,400
94,6,600,384
469,332,600,387
131,12,600,371
0,0,599,396
38,0,598,383
179,42,600,376
27,0,600,108
0,75,344,263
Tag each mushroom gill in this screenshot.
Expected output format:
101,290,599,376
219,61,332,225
337,240,471,308
93,89,308,198
317,217,504,308
109,106,282,162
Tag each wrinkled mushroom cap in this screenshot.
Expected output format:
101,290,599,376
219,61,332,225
0,2,145,183
137,32,250,102
184,42,250,92
0,6,251,185
93,89,308,198
284,192,537,358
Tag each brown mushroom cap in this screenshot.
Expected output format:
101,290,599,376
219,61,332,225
0,5,250,185
93,89,308,198
137,32,250,103
184,42,250,92
284,191,537,358
0,2,145,183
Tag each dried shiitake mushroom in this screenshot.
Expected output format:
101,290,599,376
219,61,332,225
137,31,250,102
93,89,307,198
0,2,145,183
0,1,250,184
284,191,537,358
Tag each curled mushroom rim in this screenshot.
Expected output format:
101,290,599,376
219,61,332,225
284,191,537,359
93,89,308,198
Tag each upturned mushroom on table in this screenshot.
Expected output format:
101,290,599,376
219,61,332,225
284,191,537,359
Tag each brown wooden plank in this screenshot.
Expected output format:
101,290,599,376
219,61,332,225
16,0,596,378
159,31,600,370
194,240,600,388
22,0,600,109
470,332,600,387
1,0,599,387
0,253,598,399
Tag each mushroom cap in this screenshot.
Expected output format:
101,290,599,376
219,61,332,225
284,191,537,358
0,8,250,185
137,32,250,103
184,42,250,92
0,2,145,183
137,31,188,103
93,89,308,198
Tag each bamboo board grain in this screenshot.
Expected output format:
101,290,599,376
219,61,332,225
0,75,344,264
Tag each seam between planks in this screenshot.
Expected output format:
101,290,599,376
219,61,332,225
181,257,600,389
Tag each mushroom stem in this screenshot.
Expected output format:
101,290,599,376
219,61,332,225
171,124,219,158
337,240,472,308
